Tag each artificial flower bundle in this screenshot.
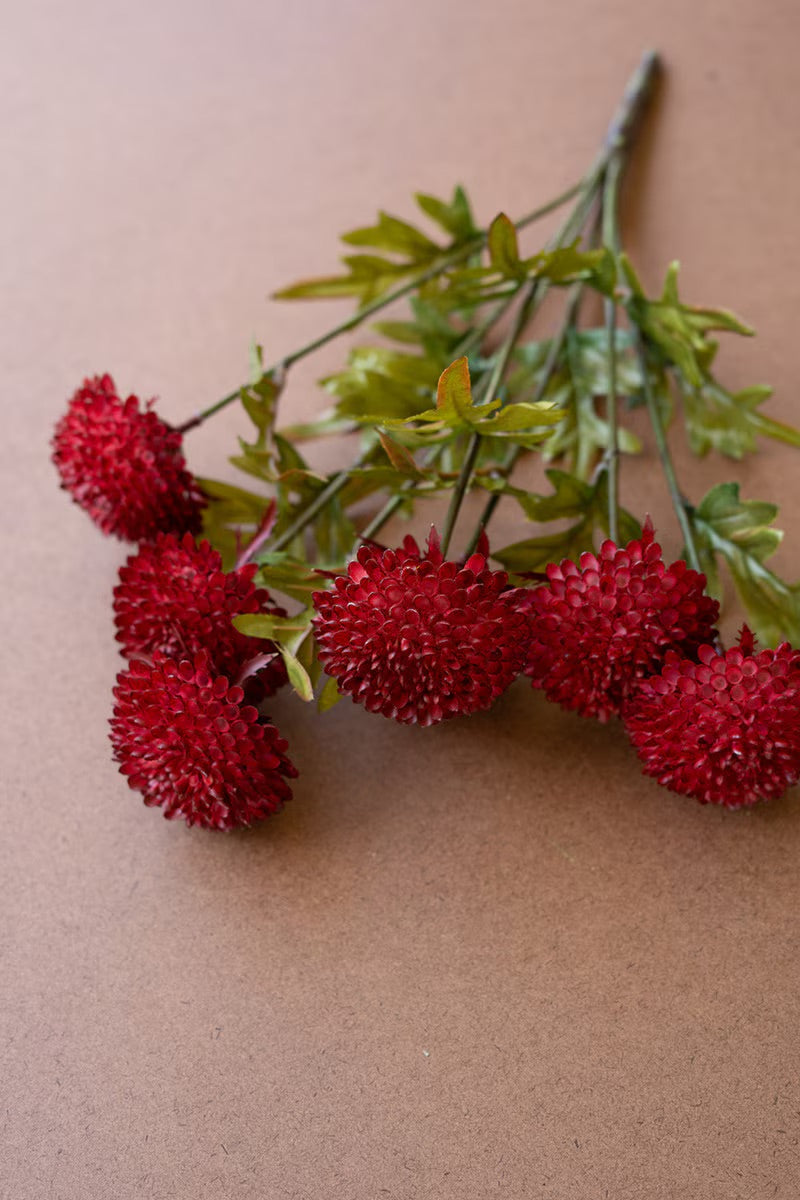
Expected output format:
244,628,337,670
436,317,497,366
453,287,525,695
54,53,800,830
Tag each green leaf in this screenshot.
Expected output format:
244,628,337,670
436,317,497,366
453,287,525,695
679,377,800,459
492,522,596,572
232,611,313,642
523,244,616,293
280,645,314,702
240,372,281,445
623,257,753,387
341,210,441,258
540,328,643,479
436,356,474,419
487,213,523,279
491,468,641,572
317,673,344,713
254,554,323,603
690,482,800,645
377,431,423,474
415,185,476,241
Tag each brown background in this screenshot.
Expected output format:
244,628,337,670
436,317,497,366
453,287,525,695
4,1,800,1197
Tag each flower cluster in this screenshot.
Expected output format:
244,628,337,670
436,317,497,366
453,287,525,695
312,529,530,726
522,521,719,721
52,374,205,541
311,523,800,810
109,534,294,829
113,532,287,697
52,376,296,831
110,654,296,831
53,367,800,827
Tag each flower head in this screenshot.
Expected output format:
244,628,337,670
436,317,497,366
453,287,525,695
624,628,800,807
110,653,297,830
52,374,205,541
523,521,719,721
113,532,286,695
312,529,530,726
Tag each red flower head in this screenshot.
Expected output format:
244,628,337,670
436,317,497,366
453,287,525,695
311,528,531,726
52,374,205,541
113,532,286,696
624,628,800,808
110,653,297,830
523,520,720,721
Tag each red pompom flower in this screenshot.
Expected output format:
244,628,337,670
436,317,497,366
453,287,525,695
110,653,297,830
523,521,720,721
52,374,205,541
312,529,531,726
624,629,800,807
113,532,286,695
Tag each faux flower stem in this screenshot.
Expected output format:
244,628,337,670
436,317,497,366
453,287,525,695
439,282,540,557
633,328,701,571
267,286,524,556
174,184,583,435
178,51,659,436
601,151,624,542
463,281,585,558
268,464,358,554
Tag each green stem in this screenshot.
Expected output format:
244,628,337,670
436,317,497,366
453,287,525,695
180,51,659,434
463,279,586,557
439,282,541,557
601,151,624,542
268,468,355,553
357,291,522,545
175,184,582,434
633,329,700,570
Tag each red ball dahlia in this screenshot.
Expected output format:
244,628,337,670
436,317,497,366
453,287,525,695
110,653,297,830
624,629,800,808
523,521,719,721
312,529,531,726
52,374,205,541
113,532,286,696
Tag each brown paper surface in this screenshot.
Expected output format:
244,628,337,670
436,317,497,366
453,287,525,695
3,2,800,1196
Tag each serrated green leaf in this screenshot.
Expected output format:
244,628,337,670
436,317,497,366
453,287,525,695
679,377,800,459
491,468,640,571
623,257,753,387
690,482,800,645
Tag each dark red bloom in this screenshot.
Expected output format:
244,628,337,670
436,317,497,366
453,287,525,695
113,532,286,696
624,628,800,807
312,529,530,726
523,521,720,721
110,653,297,830
52,374,205,541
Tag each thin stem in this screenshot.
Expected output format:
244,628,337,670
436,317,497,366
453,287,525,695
464,280,586,557
601,151,624,541
633,328,700,570
179,52,660,434
175,184,582,434
267,286,522,557
268,467,356,554
439,282,541,557
462,50,660,555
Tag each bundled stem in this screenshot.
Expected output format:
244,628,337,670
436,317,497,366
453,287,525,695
176,185,583,434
